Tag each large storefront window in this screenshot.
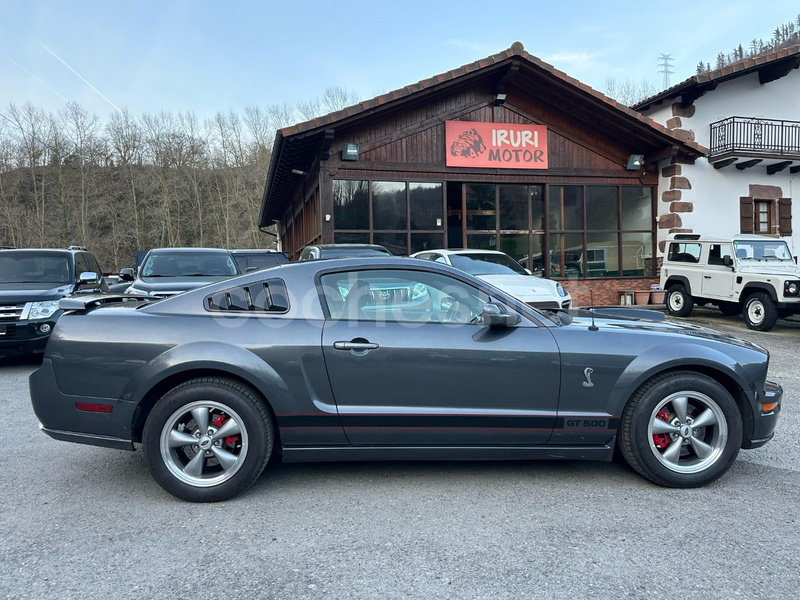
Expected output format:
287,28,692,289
464,183,653,279
333,180,444,254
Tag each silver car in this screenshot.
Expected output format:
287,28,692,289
412,249,571,311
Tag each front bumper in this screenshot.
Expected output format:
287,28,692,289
0,319,56,356
743,380,782,449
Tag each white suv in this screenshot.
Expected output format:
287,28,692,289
411,249,571,311
660,233,800,331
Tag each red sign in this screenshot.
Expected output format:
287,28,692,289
445,121,548,169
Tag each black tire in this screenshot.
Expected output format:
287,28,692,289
718,302,741,316
666,284,693,317
143,377,273,502
742,292,778,332
618,371,742,488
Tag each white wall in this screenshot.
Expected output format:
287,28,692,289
645,70,800,256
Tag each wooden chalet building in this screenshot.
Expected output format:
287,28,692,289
259,42,704,305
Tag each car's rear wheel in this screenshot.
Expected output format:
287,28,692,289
665,284,693,317
718,302,741,316
618,371,742,488
143,378,273,502
742,292,778,331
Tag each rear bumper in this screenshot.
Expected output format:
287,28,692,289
743,380,782,449
29,358,138,447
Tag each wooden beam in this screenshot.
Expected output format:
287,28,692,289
681,83,717,108
735,159,763,170
318,129,335,161
767,161,792,175
713,158,738,169
759,57,800,84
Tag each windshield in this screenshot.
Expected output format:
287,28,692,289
733,240,793,262
449,253,528,276
0,252,71,284
141,252,238,277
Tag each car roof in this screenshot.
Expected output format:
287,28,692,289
144,247,232,254
412,248,507,256
0,248,74,255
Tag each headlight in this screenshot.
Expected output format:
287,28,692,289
785,281,800,296
556,283,568,297
29,300,60,320
411,283,428,300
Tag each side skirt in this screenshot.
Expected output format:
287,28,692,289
281,443,616,463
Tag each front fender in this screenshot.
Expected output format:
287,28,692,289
606,341,760,416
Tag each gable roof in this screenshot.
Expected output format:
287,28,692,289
260,42,706,227
634,43,800,111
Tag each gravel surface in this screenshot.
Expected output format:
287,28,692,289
1,312,798,599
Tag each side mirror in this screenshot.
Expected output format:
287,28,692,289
118,268,135,282
480,302,519,328
723,255,733,268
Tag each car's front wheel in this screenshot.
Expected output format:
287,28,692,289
618,371,742,488
143,378,273,502
742,292,778,331
665,284,693,317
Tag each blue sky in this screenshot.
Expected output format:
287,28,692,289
1,0,798,123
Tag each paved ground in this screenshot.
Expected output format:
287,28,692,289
1,310,798,599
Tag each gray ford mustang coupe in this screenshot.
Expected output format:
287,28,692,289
30,257,781,502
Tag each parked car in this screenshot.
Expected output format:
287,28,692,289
412,249,571,311
30,257,780,502
661,233,800,331
299,244,392,260
0,246,106,357
125,248,238,297
229,249,288,272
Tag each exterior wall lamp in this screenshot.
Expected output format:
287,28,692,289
626,154,645,170
494,93,507,106
342,143,360,161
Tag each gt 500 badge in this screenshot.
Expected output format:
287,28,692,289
565,418,609,429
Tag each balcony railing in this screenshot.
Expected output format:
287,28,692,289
709,116,800,158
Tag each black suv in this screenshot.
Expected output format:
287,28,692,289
0,246,107,357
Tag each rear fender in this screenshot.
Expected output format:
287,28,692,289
121,341,292,411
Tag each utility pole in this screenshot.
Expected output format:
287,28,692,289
658,54,674,89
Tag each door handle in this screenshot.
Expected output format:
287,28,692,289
704,275,712,279
334,341,380,351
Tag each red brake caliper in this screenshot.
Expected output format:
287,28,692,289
653,410,671,449
213,413,239,446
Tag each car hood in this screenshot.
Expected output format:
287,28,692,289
132,276,231,295
568,310,764,351
0,285,72,302
737,262,800,277
477,273,564,299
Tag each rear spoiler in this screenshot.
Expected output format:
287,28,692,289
59,294,155,312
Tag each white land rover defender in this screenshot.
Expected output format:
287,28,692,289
660,233,800,331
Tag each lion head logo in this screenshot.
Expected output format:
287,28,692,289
450,128,486,159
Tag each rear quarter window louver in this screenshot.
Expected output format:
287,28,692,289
205,278,289,313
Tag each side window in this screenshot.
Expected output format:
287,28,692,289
667,243,701,263
205,278,289,313
320,269,490,324
74,253,89,276
708,244,732,266
84,253,102,275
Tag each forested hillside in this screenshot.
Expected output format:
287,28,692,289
1,103,280,271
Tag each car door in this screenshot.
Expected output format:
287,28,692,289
701,243,735,299
319,267,561,446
